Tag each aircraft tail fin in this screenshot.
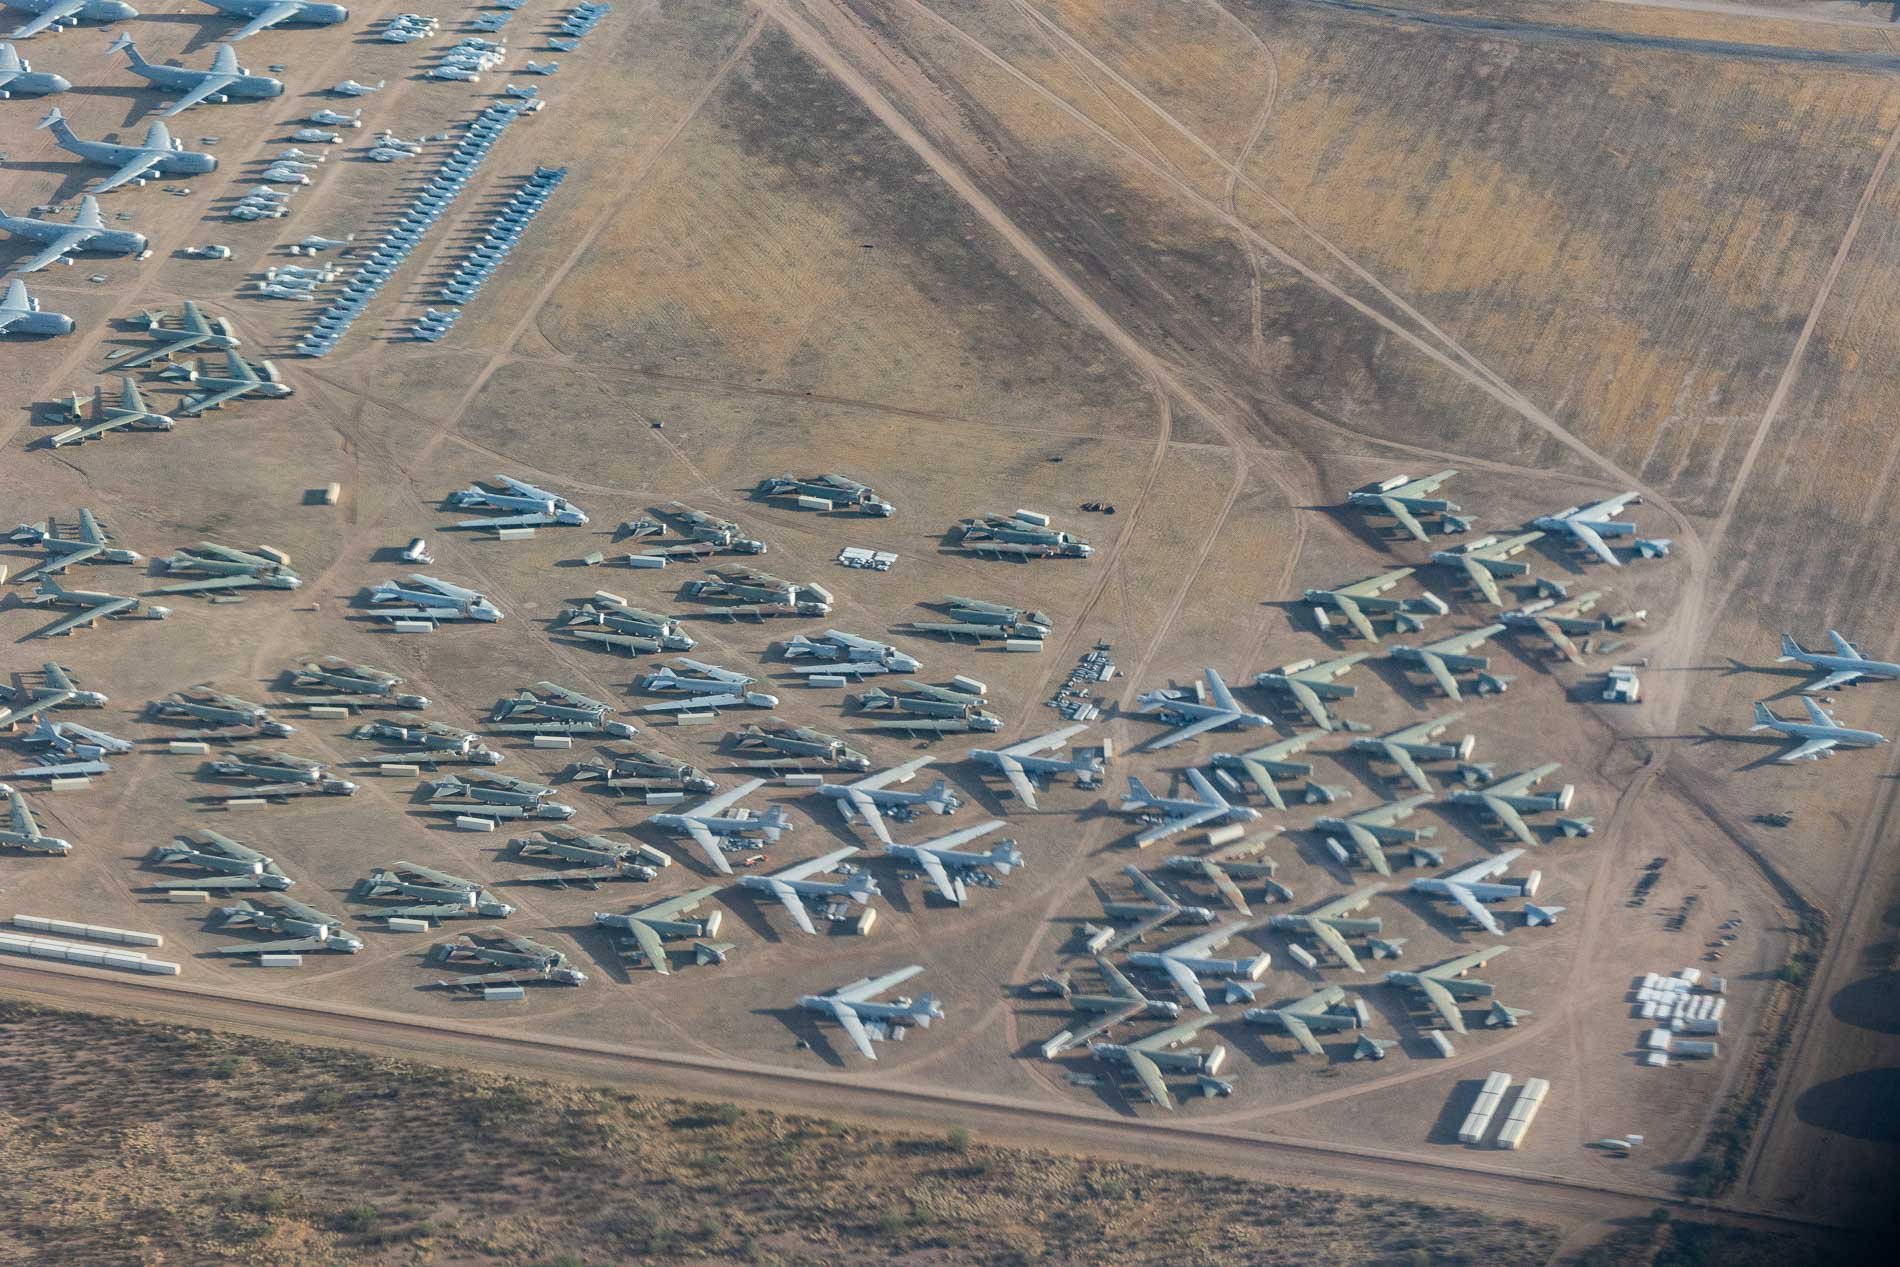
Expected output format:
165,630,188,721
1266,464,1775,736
1750,702,1778,731
911,993,939,1026
759,805,791,837
1126,775,1152,802
1776,634,1805,663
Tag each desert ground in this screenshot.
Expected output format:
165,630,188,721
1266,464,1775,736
2,0,1897,1260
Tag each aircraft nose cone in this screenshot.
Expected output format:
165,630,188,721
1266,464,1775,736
48,76,73,94
112,2,140,17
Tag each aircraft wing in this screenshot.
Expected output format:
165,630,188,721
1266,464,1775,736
1371,495,1427,542
1418,652,1464,701
1278,1011,1324,1056
844,789,892,846
1335,595,1378,643
8,0,86,38
13,544,101,583
691,778,763,820
1135,804,1221,847
1445,883,1503,937
765,879,816,935
1123,1048,1173,1110
1481,795,1536,847
1453,555,1502,606
91,151,166,195
1194,860,1250,916
1202,669,1239,714
1170,918,1246,960
638,884,720,922
837,964,924,1002
1283,679,1332,731
913,849,961,904
1414,975,1467,1034
160,72,238,116
1235,757,1287,810
1566,519,1621,567
215,935,330,955
1308,920,1363,973
1777,736,1838,762
181,382,251,415
1345,823,1391,877
228,1,303,39
827,1001,878,1059
1430,946,1508,977
34,597,135,638
6,788,42,839
151,574,278,594
1063,1002,1143,1049
1007,724,1086,756
1531,616,1583,664
1145,711,1234,751
1806,669,1866,693
681,819,733,876
776,846,857,883
626,918,670,974
856,755,933,792
1158,956,1211,1014
13,227,91,274
1385,744,1431,793
994,756,1040,810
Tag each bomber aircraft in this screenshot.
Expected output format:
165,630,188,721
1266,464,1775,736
966,724,1099,809
1348,471,1467,542
1121,768,1259,848
1242,984,1360,1056
1384,947,1510,1034
1446,763,1577,846
23,576,168,637
593,886,731,973
9,509,138,582
882,819,1021,905
1531,492,1670,567
1431,531,1544,606
1253,654,1368,732
176,350,292,413
1035,956,1181,1056
211,895,363,955
1313,794,1437,877
0,781,70,854
0,663,105,728
1090,1014,1227,1111
1161,835,1282,916
1349,712,1473,793
1266,888,1383,972
796,964,942,1060
1302,568,1441,643
1136,668,1270,751
48,378,173,447
112,300,238,368
1409,851,1539,937
739,847,878,935
1389,625,1508,701
648,778,791,876
1126,920,1271,1013
811,756,959,846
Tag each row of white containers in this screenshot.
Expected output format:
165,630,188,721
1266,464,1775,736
0,932,181,975
1456,1073,1550,1149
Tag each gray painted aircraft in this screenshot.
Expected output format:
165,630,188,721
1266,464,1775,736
780,629,920,677
353,716,497,763
683,567,829,613
1036,956,1181,1056
1531,492,1670,567
754,472,893,516
1084,865,1217,953
108,34,281,114
1136,668,1270,751
593,885,731,972
1090,1014,1226,1111
966,723,1099,809
797,964,942,1060
151,541,300,594
507,830,666,888
1303,568,1441,643
23,576,169,637
1252,654,1368,732
0,277,70,335
1410,850,1538,937
4,0,135,39
212,894,362,955
11,715,129,779
194,0,346,41
48,377,173,446
365,574,502,623
112,299,238,368
449,474,587,528
1431,531,1545,606
1777,632,1900,693
567,746,715,795
358,861,515,920
1208,732,1318,811
812,756,958,846
882,818,1021,905
0,40,66,93
0,782,70,853
1447,763,1575,846
426,771,565,811
1,195,146,272
0,662,105,728
147,829,290,891
1349,712,1473,793
956,511,1092,560
739,846,878,935
9,509,138,582
149,689,291,737
175,350,291,413
622,501,765,555
1389,625,1508,701
731,721,869,772
431,928,586,985
1127,919,1272,1014
636,658,776,712
1348,471,1468,542
1313,793,1437,878
1501,591,1606,663
1242,984,1358,1055
1121,769,1259,848
39,106,216,192
1266,887,1382,972
650,778,792,876
559,600,693,653
1161,836,1281,916
289,657,427,708
1384,946,1509,1034
489,681,634,737
936,595,1051,630
1751,699,1889,763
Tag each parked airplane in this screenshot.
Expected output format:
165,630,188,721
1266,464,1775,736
1126,920,1271,1013
0,277,69,335
151,541,300,594
1384,947,1509,1034
10,714,129,779
365,574,501,623
47,377,173,447
754,471,893,516
488,681,633,737
1312,794,1436,877
883,819,1020,905
1446,763,1579,847
193,0,348,42
1036,956,1181,1056
1431,532,1544,606
966,724,1098,809
1303,568,1442,643
730,722,868,772
175,350,292,413
39,107,216,192
558,599,694,653
1207,732,1318,810
636,658,776,712
1777,632,1900,693
1410,851,1538,937
593,885,731,973
1084,865,1217,952
780,629,919,677
1266,888,1382,972
149,689,290,736
1136,668,1270,750
1389,625,1508,701
357,861,514,921
739,846,878,935
1349,712,1472,793
448,474,587,528
1531,492,1669,567
956,511,1091,560
0,662,105,728
649,778,791,875
430,928,586,985
1242,984,1359,1055
112,300,238,369
353,716,496,763
147,829,289,891
1501,591,1606,663
9,509,138,582
23,576,169,637
287,656,429,709
108,34,282,114
1090,1014,1227,1111
1348,471,1468,542
3,0,136,41
0,40,65,94
812,756,958,846
1121,769,1259,848
1161,836,1282,916
211,894,362,955
1253,654,1369,732
0,195,147,272
0,781,69,853
796,964,942,1060
1751,699,1889,763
